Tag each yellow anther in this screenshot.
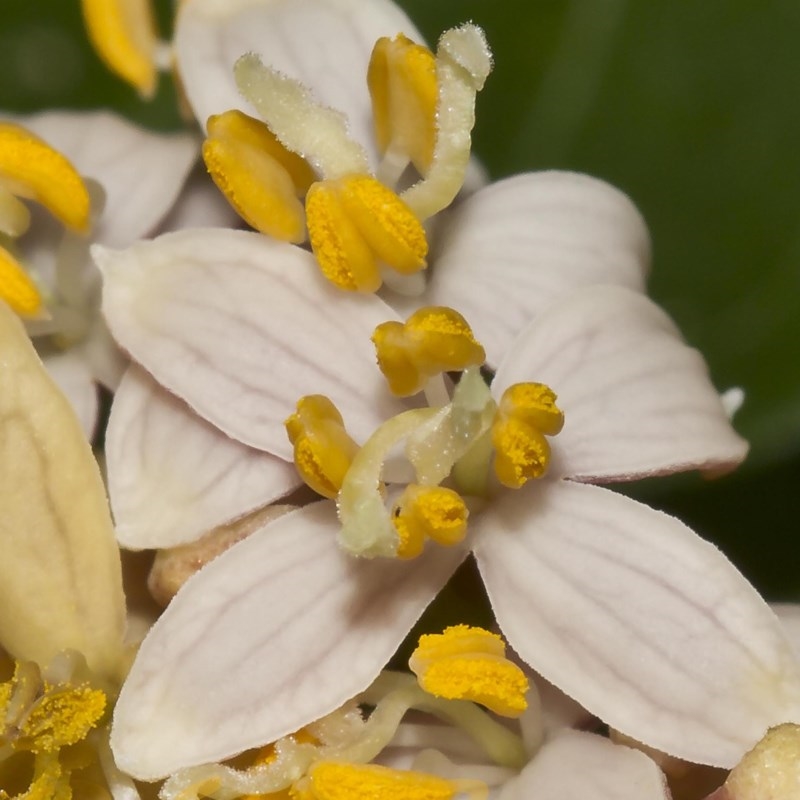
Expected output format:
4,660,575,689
725,723,800,800
368,34,438,173
0,244,45,318
80,0,159,98
372,307,486,397
306,175,428,293
0,124,91,234
409,625,529,718
285,395,360,499
392,484,468,559
497,383,564,436
491,382,564,488
293,761,459,800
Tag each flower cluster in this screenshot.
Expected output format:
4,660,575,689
1,1,799,799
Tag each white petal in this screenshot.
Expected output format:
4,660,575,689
175,0,422,153
16,110,198,246
40,348,99,439
97,228,405,458
80,315,129,390
107,365,300,549
773,604,800,659
501,730,670,800
0,302,125,680
111,501,464,779
493,285,748,480
473,480,800,768
406,172,650,366
155,167,243,232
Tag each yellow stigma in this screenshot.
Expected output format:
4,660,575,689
491,382,564,488
725,723,800,800
203,110,316,243
0,123,91,234
0,245,44,318
292,761,460,800
392,484,468,559
285,395,360,499
409,625,529,718
306,175,428,293
372,306,486,396
368,33,438,174
80,0,159,98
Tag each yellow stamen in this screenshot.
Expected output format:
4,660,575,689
372,307,486,396
410,625,529,718
285,396,360,499
80,0,159,98
0,244,45,318
725,723,800,800
392,484,468,559
368,34,438,174
306,175,427,293
293,761,460,800
491,382,564,488
0,124,91,234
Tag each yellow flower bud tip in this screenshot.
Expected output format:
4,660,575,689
285,395,359,499
410,625,529,718
0,245,45,319
0,123,91,234
491,416,551,489
298,761,460,800
306,175,428,293
498,382,564,436
368,33,438,173
725,723,800,800
81,0,159,98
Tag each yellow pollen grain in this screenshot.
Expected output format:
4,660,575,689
392,512,425,560
409,486,468,546
726,723,800,800
0,244,44,318
0,123,91,233
499,382,564,436
491,417,551,489
297,761,457,800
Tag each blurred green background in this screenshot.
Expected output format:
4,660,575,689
2,0,797,599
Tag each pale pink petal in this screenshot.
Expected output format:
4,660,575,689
96,228,405,459
175,0,422,154
40,348,99,439
107,365,300,549
501,731,670,800
155,168,243,232
15,110,198,246
110,501,465,779
79,315,128,391
473,480,800,768
493,285,748,481
395,172,649,366
773,604,800,660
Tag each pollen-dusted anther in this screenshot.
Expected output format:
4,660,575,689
372,306,486,396
80,0,159,98
306,175,428,293
368,33,438,174
491,382,564,488
285,395,360,499
391,484,468,559
409,625,529,718
0,123,91,234
203,110,315,243
0,244,45,318
293,760,469,800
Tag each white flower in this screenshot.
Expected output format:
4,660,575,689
92,226,800,782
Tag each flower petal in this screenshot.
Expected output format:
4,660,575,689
473,480,800,768
96,228,406,458
110,501,465,779
154,167,243,232
501,730,670,800
41,347,99,439
0,301,125,680
493,285,748,480
175,0,422,154
773,604,800,659
398,172,649,366
14,110,197,246
107,364,301,549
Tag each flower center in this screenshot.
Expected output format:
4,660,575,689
285,307,564,559
0,123,92,319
